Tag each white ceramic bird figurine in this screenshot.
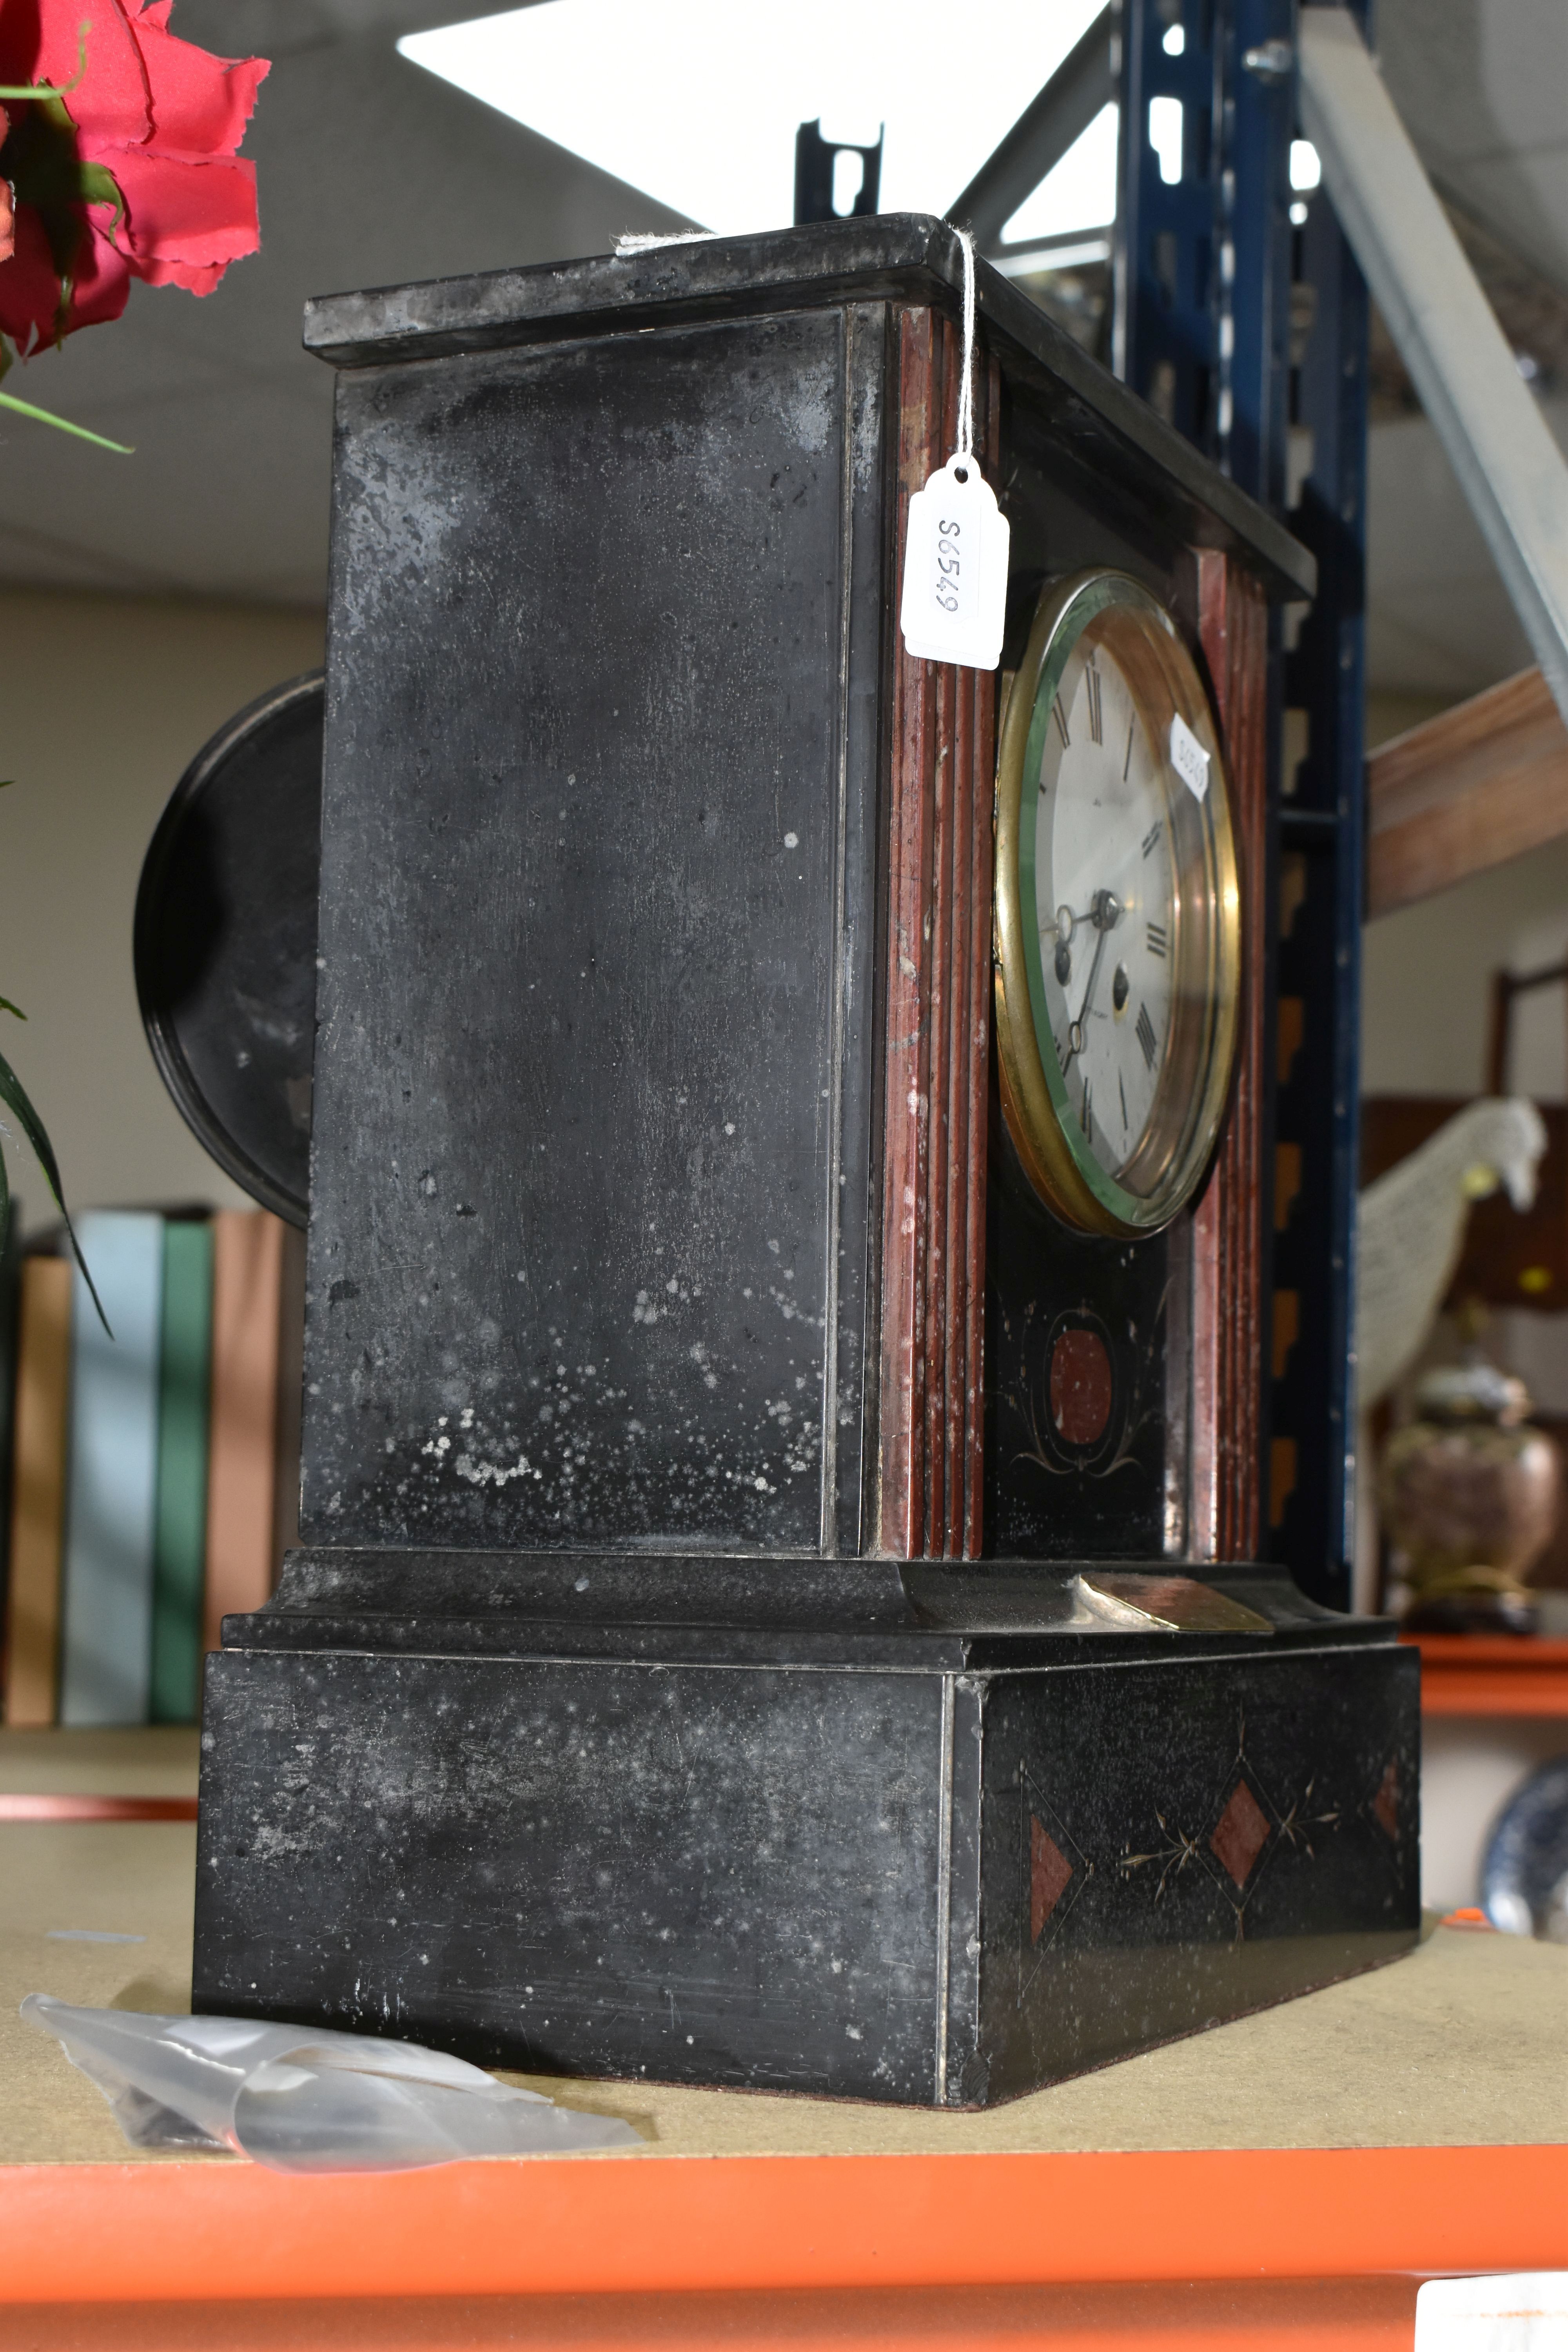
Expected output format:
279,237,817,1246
1355,1096,1548,1414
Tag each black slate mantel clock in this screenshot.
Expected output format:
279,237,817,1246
184,218,1417,2107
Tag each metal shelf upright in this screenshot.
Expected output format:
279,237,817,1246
1114,0,1370,1607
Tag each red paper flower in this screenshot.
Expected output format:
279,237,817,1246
0,109,14,263
0,1,269,351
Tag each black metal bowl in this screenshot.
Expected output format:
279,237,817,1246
134,671,324,1228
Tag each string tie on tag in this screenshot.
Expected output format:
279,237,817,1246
953,225,977,481
896,226,1009,671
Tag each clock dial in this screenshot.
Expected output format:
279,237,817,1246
993,570,1241,1238
1034,643,1176,1184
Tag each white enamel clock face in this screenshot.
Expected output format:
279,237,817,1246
1034,642,1176,1183
993,570,1241,1239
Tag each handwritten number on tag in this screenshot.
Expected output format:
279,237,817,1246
935,517,961,613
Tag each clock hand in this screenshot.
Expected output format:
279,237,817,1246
1066,932,1106,1062
1052,902,1101,987
1051,892,1125,944
1065,891,1123,1062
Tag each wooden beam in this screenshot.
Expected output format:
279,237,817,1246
1366,664,1568,918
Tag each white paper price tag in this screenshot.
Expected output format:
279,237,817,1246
900,454,1010,671
1170,711,1211,801
1416,2274,1568,2352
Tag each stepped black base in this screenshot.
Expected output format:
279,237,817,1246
193,1553,1420,2107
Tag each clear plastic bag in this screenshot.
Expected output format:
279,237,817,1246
21,1994,639,2173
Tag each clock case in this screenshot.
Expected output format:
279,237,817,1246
194,218,1418,2107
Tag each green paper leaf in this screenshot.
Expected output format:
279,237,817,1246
0,1044,110,1334
0,997,27,1020
74,159,125,238
0,389,132,452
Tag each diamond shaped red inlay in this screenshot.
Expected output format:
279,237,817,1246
1210,1779,1270,1889
1030,1815,1073,1943
1374,1760,1399,1842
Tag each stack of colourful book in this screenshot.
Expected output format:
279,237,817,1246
0,1209,303,1727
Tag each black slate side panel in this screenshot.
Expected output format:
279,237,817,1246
194,1650,947,2102
977,1644,1421,2098
829,304,893,1559
305,309,872,1553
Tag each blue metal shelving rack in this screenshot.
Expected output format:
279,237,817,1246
1113,0,1370,1607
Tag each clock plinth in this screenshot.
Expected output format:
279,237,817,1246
189,220,1417,2104
198,1554,1414,2104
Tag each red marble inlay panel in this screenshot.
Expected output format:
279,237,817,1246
1374,1759,1400,1842
1193,550,1268,1562
1049,1328,1113,1446
1210,1779,1271,1889
1030,1814,1074,1944
877,309,997,1561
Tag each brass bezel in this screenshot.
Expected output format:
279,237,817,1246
993,569,1242,1238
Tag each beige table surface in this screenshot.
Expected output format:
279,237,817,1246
0,1725,200,1797
1,1731,1564,2168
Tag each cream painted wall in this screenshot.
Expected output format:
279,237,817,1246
0,590,325,1234
1361,835,1568,1102
1361,685,1568,1104
1364,689,1451,752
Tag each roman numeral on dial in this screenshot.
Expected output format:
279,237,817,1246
1135,1002,1159,1072
1086,664,1103,744
1141,819,1162,858
1053,694,1071,750
1146,922,1167,958
1080,1082,1093,1142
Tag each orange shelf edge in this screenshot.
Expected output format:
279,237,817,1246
1403,1632,1568,1717
2,2145,1566,2307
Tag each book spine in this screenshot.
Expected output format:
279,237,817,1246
151,1220,214,1724
0,1198,23,1641
203,1210,284,1652
2,1256,73,1725
59,1212,165,1726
